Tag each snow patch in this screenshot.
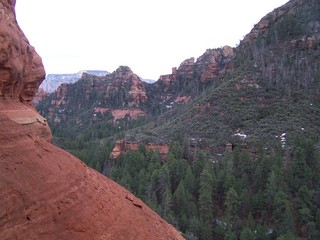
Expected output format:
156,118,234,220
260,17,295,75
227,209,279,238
233,132,248,140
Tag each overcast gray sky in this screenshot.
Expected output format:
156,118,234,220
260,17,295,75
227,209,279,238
16,0,288,80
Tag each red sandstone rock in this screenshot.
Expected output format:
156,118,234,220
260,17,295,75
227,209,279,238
110,140,170,160
32,87,49,105
158,46,234,101
128,77,148,104
0,114,183,240
106,66,148,106
0,0,45,102
111,109,146,121
0,1,184,239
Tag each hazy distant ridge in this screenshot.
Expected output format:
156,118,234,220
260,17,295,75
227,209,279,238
40,70,109,93
40,70,156,92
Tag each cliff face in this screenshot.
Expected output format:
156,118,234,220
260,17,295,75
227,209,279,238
153,46,235,104
0,0,44,101
110,140,169,160
0,0,51,142
0,1,183,239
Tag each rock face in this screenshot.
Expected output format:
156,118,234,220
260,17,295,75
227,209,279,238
0,1,45,102
154,45,235,104
110,140,169,160
0,0,51,142
0,1,184,239
32,87,49,105
105,66,148,105
0,114,183,240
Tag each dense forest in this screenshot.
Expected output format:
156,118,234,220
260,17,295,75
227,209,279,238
108,138,320,240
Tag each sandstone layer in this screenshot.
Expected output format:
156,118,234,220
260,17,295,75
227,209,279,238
0,1,184,239
0,114,183,240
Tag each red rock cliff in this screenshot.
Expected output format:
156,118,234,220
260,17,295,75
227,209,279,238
0,1,184,239
110,140,170,160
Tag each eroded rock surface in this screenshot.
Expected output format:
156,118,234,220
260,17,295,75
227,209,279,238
0,0,51,141
0,114,183,240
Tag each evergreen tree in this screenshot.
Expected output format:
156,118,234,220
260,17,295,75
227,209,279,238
155,164,171,201
198,167,214,240
288,147,311,192
188,216,201,239
161,186,176,225
225,187,239,222
281,202,296,235
173,181,188,221
184,166,197,196
240,227,257,240
254,153,271,192
224,229,237,240
192,151,207,177
266,170,278,217
273,190,289,226
168,156,188,192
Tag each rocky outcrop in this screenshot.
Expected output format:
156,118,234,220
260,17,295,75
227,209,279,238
0,1,184,239
0,0,51,142
105,66,148,105
111,109,146,121
110,140,170,160
32,87,49,105
155,46,235,104
196,46,235,83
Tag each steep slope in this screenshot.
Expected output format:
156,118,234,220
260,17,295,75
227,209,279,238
131,0,320,152
0,114,183,240
0,1,184,239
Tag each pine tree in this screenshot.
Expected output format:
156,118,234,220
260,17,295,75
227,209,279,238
288,147,311,192
173,181,187,216
225,187,239,222
240,227,257,240
198,167,214,240
184,166,197,195
273,190,289,226
282,202,296,235
224,229,237,240
188,216,201,239
161,186,176,226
